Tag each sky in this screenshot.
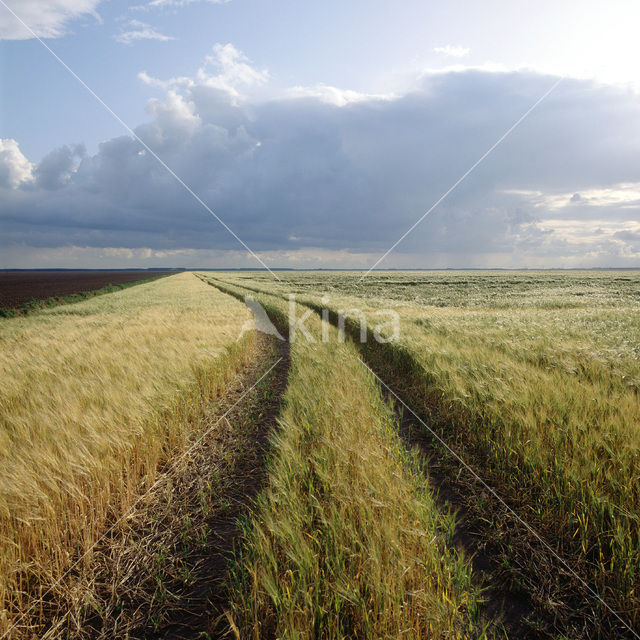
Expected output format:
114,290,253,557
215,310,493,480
1,0,639,269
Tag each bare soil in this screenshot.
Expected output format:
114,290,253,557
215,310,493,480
0,270,172,308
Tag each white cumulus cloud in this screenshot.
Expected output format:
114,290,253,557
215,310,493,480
434,45,470,58
0,139,34,188
139,43,268,99
114,19,173,44
0,0,102,40
285,83,394,107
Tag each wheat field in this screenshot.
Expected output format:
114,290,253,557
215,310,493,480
207,270,640,633
2,269,639,638
202,281,484,639
0,272,253,635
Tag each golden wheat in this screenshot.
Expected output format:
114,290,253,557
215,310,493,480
0,272,252,635
209,270,640,628
203,280,484,639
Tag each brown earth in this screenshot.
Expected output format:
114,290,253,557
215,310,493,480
0,270,174,308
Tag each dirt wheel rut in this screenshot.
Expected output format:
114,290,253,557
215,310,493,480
77,332,290,640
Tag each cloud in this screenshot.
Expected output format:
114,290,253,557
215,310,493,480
434,45,470,58
501,184,640,210
34,144,86,190
2,48,640,268
284,84,394,107
133,0,229,9
0,0,102,40
114,19,173,44
0,139,34,188
139,43,268,100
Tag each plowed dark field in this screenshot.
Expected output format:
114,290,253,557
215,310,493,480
0,270,171,309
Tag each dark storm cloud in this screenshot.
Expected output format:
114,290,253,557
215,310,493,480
1,69,640,265
34,144,86,190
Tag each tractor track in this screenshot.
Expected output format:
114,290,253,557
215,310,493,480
73,329,290,640
154,333,290,640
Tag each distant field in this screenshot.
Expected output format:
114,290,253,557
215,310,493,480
222,268,640,307
0,270,172,309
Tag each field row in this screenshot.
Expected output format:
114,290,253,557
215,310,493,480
0,274,255,637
